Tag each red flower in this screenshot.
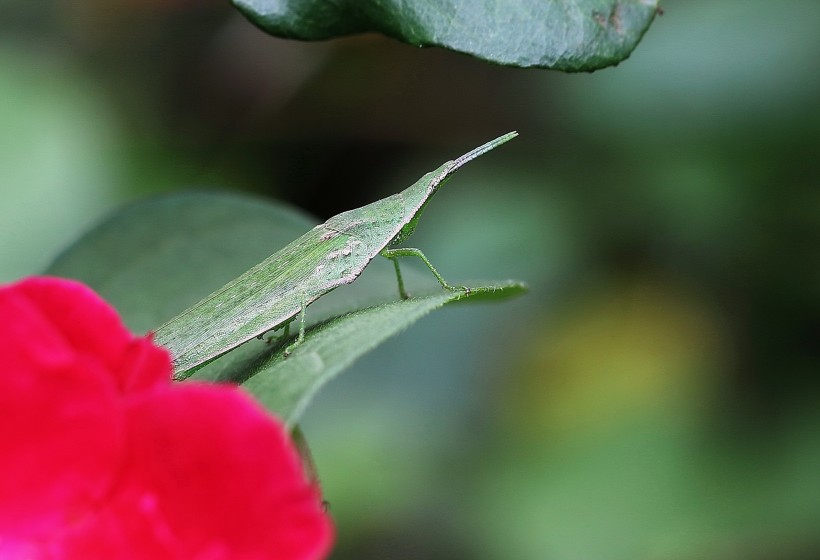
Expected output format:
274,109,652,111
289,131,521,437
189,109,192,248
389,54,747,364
0,277,333,559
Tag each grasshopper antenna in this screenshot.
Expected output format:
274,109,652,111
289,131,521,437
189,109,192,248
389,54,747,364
451,131,518,171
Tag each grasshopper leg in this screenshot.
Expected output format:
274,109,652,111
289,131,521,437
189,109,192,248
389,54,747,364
386,254,410,299
283,304,306,357
381,247,466,297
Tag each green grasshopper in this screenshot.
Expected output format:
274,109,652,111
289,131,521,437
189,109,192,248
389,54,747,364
154,132,517,377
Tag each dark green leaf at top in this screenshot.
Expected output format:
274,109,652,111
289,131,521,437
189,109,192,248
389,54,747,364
233,0,660,71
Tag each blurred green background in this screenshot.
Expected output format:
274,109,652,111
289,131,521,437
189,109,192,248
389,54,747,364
2,0,819,558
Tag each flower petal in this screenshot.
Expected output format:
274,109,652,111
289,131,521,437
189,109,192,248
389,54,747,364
1,277,332,559
0,278,125,541
62,384,333,559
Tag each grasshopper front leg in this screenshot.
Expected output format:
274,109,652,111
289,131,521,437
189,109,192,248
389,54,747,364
381,247,466,300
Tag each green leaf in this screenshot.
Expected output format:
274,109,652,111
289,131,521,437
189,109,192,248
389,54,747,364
190,281,527,426
233,0,660,71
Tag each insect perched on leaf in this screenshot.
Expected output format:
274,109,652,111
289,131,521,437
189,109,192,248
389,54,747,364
154,132,518,378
